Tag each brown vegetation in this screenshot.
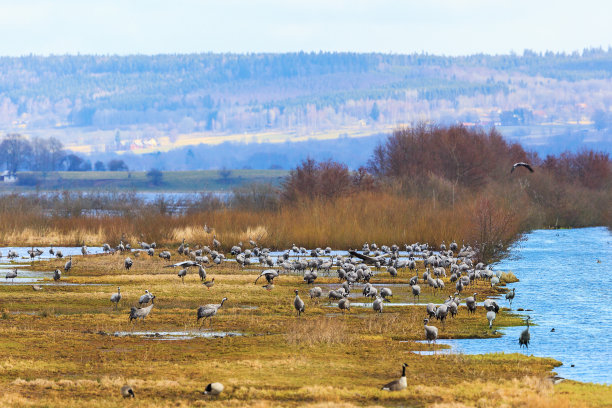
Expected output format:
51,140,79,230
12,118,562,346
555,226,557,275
0,125,610,264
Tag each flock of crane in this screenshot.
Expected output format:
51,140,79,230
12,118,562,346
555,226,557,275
2,234,533,397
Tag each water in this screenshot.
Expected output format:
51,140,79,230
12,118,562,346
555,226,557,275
441,227,612,384
111,330,243,341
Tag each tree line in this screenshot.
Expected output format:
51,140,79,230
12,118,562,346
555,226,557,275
0,134,129,175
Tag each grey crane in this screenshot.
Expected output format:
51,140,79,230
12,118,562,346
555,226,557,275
212,235,221,249
338,296,350,314
309,286,323,300
483,299,499,313
110,287,122,309
505,287,516,306
139,290,153,306
373,296,384,314
204,382,224,395
178,268,187,284
486,310,496,329
124,257,133,271
178,238,185,254
64,256,72,273
5,268,17,283
436,304,448,326
519,315,531,348
411,284,421,303
511,162,534,173
121,385,135,398
380,287,393,301
197,297,227,329
381,363,407,391
53,268,61,282
262,283,274,291
81,244,88,256
49,246,55,255
32,285,43,291
424,318,438,345
129,296,155,324
293,289,305,316
254,269,278,285
164,260,200,268
198,265,207,281
203,277,215,290
465,293,477,314
426,303,436,319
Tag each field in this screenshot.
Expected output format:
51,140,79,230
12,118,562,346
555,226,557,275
1,251,609,407
1,170,289,192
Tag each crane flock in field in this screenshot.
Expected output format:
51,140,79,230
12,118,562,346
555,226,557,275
1,231,530,397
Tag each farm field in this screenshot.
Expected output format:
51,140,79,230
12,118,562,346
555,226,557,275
0,170,289,192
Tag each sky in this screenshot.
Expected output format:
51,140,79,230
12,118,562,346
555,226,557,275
0,0,610,56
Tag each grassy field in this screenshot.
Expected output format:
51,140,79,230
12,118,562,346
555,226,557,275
0,170,289,192
0,251,609,407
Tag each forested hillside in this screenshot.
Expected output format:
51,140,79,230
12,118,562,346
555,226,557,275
0,50,611,169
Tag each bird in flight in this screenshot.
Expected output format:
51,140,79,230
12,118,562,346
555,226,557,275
511,162,534,173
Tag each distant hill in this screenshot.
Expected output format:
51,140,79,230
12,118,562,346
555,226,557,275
0,50,611,168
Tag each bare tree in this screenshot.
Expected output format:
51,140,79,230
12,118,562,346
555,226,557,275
0,134,31,175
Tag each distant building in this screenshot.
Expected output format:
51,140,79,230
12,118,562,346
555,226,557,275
0,171,16,183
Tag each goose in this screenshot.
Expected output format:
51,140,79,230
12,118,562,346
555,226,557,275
31,284,43,291
121,385,135,398
293,290,305,316
129,296,155,323
197,297,227,329
203,278,215,290
373,296,384,314
110,287,122,309
486,310,496,329
204,382,224,395
381,363,407,391
519,316,531,348
424,318,438,345
5,268,17,283
262,283,274,291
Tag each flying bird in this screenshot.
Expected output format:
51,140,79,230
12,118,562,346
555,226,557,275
511,162,534,173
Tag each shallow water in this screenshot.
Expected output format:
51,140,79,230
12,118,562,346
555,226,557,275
437,227,612,384
112,330,243,341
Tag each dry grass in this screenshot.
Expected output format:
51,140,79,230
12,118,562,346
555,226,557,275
0,252,609,407
0,191,521,259
285,317,354,346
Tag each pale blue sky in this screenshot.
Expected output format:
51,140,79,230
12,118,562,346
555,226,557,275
0,0,609,56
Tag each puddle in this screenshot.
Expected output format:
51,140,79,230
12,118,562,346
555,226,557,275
110,331,244,341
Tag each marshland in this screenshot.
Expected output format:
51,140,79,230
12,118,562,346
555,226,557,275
0,125,611,407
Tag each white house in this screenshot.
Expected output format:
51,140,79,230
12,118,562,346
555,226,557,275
0,171,16,183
